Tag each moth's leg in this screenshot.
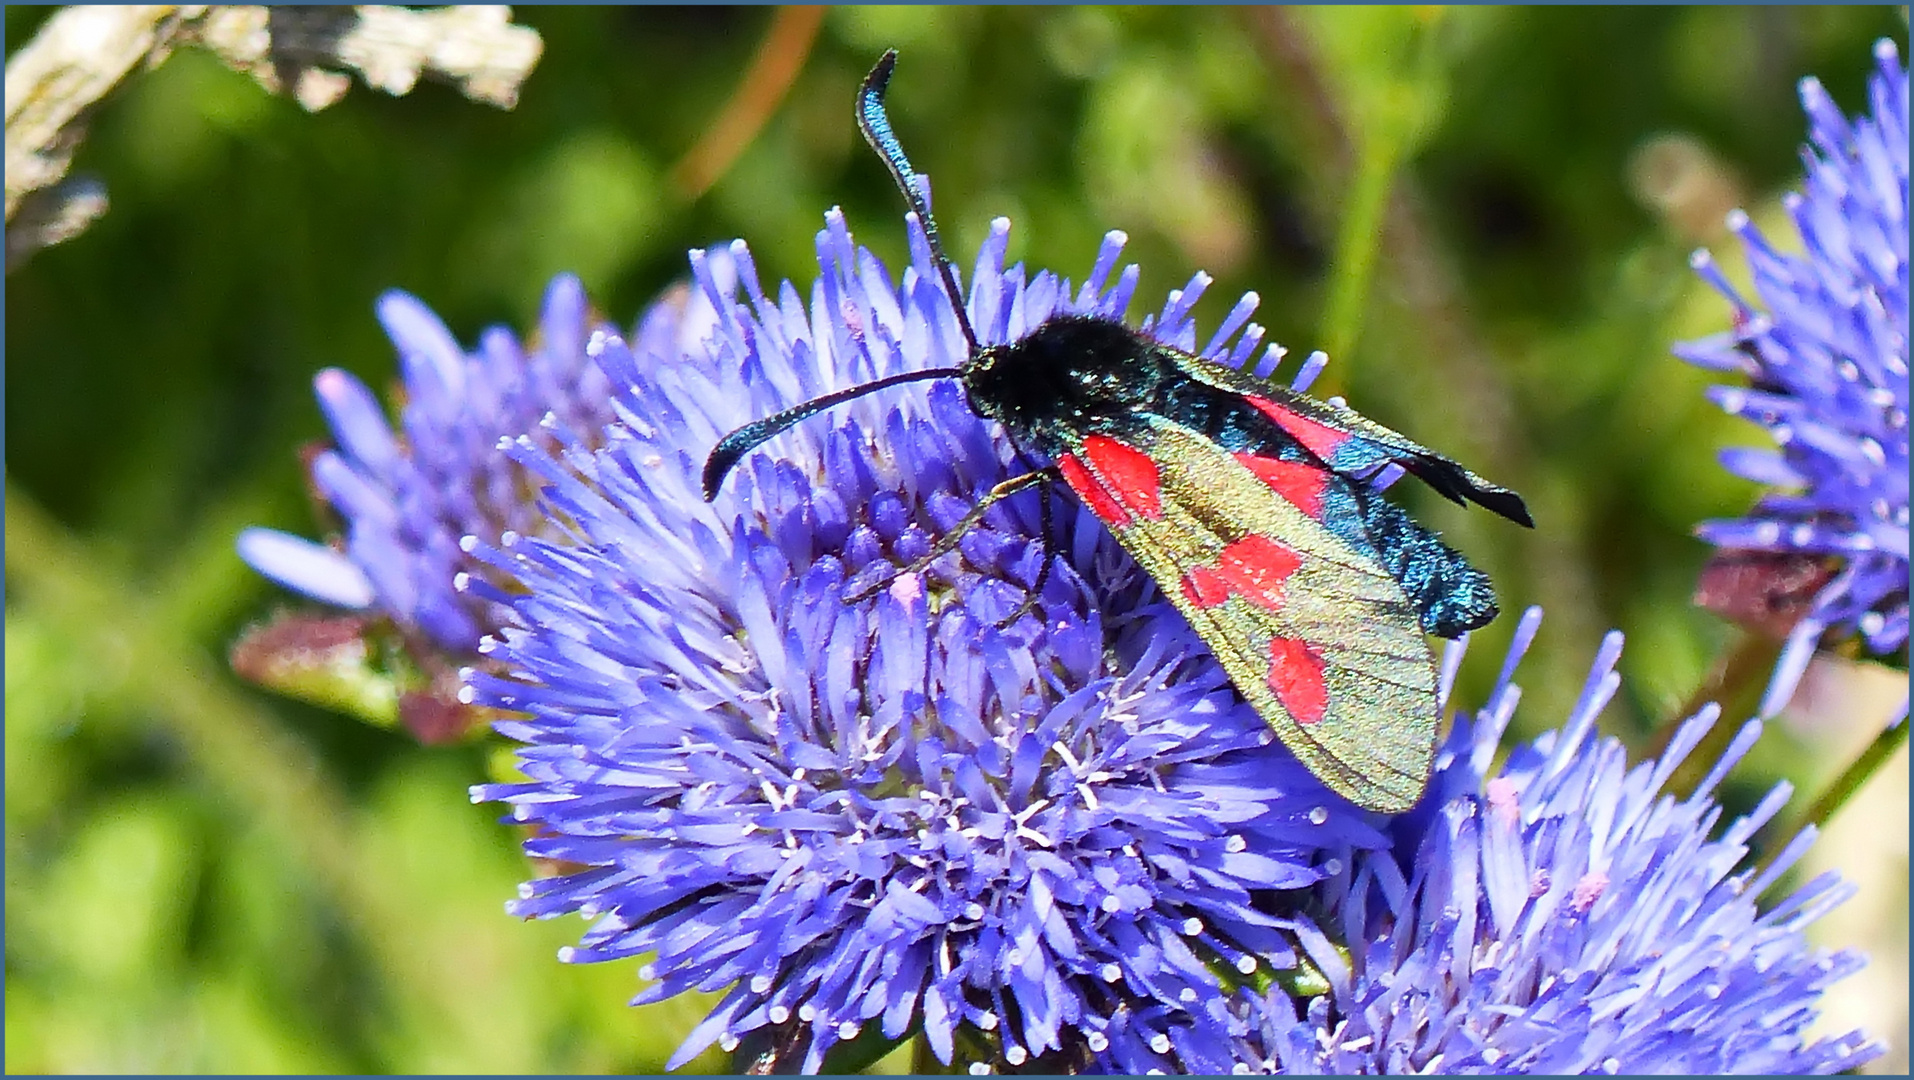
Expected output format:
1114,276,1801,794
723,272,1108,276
844,467,1058,605
993,479,1056,630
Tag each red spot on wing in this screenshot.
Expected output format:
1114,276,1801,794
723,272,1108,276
1233,453,1328,519
1081,434,1163,519
1179,534,1303,610
1268,637,1329,726
1247,397,1349,462
1181,565,1230,607
1058,454,1130,525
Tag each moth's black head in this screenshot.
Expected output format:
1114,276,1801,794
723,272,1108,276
960,314,1167,449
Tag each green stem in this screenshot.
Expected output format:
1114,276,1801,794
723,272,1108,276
1753,714,1907,905
911,1035,941,1075
1649,631,1782,799
1315,133,1400,394
4,480,380,936
1785,716,1909,843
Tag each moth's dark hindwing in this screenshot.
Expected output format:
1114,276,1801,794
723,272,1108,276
1344,485,1498,637
1051,417,1438,814
1155,356,1500,637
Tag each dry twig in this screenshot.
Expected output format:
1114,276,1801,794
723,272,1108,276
5,5,543,271
668,6,826,202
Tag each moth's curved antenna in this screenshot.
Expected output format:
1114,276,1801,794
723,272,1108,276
703,50,983,503
857,49,981,358
701,366,962,499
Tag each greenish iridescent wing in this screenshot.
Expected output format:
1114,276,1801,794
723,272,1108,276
1054,418,1437,813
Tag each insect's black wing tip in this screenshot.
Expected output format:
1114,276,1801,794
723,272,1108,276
1478,488,1534,529
1410,456,1534,528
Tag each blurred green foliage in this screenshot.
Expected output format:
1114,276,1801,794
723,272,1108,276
6,6,1905,1072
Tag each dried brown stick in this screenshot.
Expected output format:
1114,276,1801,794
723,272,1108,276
669,5,826,202
5,5,185,221
5,5,543,270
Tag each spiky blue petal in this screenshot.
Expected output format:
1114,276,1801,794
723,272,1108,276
240,274,618,654
467,208,1385,1070
1101,608,1884,1075
1678,40,1910,716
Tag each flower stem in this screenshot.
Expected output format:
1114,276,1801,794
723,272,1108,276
3,480,381,938
1648,630,1781,798
1318,133,1401,377
1783,712,1909,843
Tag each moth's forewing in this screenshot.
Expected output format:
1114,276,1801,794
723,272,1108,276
1055,421,1437,813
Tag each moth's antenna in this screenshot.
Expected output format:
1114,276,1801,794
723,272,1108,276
857,50,981,357
702,366,961,499
703,51,980,503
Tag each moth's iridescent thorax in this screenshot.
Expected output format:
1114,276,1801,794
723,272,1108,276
961,314,1168,453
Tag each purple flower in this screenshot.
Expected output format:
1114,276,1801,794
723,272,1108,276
1103,607,1885,1075
464,209,1389,1071
1678,40,1909,716
238,274,617,656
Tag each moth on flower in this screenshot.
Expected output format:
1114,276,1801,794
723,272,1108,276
705,51,1533,813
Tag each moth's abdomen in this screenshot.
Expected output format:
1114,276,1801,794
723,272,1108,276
1349,488,1499,638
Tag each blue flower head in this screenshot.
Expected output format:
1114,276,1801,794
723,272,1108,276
1678,40,1909,715
464,207,1392,1071
238,274,617,656
1101,608,1885,1075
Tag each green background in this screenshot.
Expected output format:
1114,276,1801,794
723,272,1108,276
7,5,1907,1072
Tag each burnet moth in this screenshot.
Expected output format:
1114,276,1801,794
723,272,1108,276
703,51,1533,813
